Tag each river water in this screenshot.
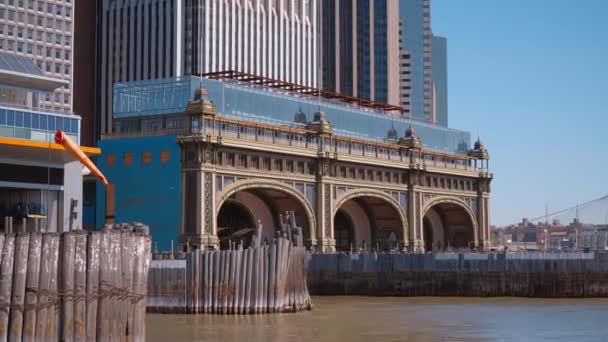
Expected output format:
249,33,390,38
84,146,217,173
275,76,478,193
146,297,608,341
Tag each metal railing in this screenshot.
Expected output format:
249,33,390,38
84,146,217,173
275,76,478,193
104,116,488,173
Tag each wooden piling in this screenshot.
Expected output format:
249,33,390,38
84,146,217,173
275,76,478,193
268,242,276,313
73,231,87,341
96,230,111,341
45,233,60,341
60,232,76,342
23,232,41,340
229,249,237,314
0,235,15,342
85,231,100,341
9,233,29,342
119,230,134,340
131,233,148,341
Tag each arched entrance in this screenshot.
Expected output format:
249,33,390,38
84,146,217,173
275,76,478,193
217,199,255,249
216,180,316,249
422,198,477,252
333,190,408,252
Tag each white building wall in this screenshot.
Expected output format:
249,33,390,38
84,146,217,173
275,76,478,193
98,0,318,135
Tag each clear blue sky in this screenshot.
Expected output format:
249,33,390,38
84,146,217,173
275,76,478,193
432,0,608,226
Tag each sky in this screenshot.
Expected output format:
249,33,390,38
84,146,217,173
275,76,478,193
432,0,608,226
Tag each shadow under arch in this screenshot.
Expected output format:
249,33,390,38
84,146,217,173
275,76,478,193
421,196,479,251
333,189,408,250
216,179,317,245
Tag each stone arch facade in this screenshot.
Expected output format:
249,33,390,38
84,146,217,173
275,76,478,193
333,189,409,245
421,196,479,245
215,179,317,242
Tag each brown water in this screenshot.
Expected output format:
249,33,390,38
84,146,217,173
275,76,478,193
146,297,608,341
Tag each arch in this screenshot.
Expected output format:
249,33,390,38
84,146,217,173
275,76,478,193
421,196,479,249
216,179,317,242
333,189,409,246
217,199,256,249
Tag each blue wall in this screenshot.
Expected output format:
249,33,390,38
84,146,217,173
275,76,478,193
95,135,181,251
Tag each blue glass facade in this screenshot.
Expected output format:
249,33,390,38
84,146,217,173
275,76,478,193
399,0,429,121
373,0,389,103
113,76,470,154
0,105,80,143
432,35,448,127
357,0,371,100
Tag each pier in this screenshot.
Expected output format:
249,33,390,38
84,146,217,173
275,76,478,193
308,252,608,297
147,237,311,314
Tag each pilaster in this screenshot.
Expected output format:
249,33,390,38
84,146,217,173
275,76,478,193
315,153,336,252
407,169,425,253
178,140,220,250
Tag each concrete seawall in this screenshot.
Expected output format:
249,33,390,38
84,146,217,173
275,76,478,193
308,252,608,297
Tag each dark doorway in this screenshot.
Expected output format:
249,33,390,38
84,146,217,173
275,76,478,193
217,200,255,249
423,217,434,252
334,210,354,252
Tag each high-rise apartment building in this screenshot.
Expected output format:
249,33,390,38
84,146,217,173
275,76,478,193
431,34,447,126
97,0,182,136
398,18,411,115
96,0,319,137
399,0,432,121
0,0,74,113
320,0,400,106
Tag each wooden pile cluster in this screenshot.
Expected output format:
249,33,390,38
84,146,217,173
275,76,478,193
0,225,151,341
308,252,608,297
147,238,312,313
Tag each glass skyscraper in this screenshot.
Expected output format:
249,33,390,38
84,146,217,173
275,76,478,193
432,34,448,127
399,0,432,122
321,0,400,106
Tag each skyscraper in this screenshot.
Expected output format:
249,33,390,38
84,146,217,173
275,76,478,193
0,0,74,113
431,34,447,126
399,0,433,122
320,0,401,106
96,0,319,137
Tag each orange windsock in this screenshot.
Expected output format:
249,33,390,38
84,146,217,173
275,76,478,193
55,130,109,185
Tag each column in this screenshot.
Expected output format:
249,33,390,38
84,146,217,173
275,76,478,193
179,142,219,251
407,170,424,252
315,158,335,252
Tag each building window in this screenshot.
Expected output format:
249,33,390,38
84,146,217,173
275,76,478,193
160,150,170,163
123,152,133,166
141,151,152,164
106,153,116,167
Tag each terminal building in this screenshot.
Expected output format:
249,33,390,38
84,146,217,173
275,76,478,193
94,71,492,252
0,52,99,233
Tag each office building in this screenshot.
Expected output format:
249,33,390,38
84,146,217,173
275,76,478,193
398,18,411,114
399,0,433,122
320,0,401,106
0,0,74,113
96,0,319,138
73,0,96,147
431,34,447,126
0,52,99,233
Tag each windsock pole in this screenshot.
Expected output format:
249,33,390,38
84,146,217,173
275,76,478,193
55,130,115,224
